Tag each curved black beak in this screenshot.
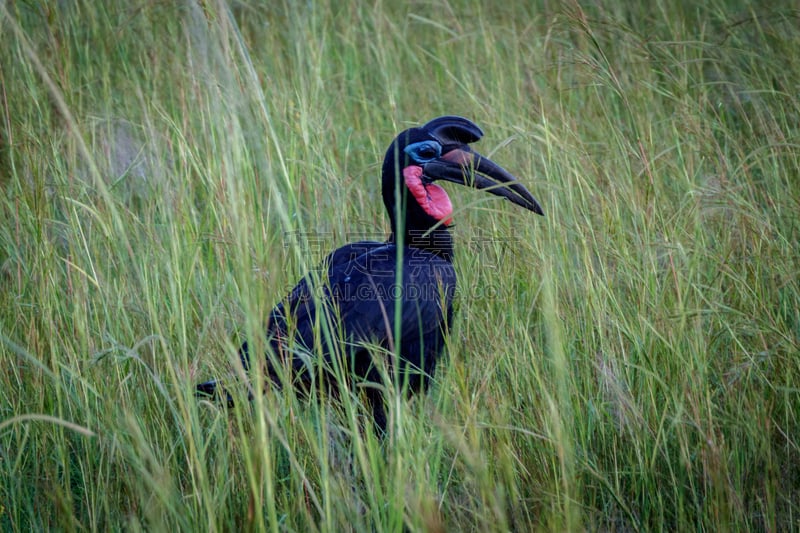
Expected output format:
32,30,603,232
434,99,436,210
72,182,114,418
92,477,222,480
422,147,544,215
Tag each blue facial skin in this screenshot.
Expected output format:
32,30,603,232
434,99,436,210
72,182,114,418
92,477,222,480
404,140,442,164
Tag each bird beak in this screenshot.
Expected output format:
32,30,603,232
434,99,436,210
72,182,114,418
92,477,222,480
422,147,544,215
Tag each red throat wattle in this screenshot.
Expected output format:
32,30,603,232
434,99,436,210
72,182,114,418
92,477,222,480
403,166,453,225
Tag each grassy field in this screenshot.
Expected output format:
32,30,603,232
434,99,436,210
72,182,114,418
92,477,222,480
2,0,799,530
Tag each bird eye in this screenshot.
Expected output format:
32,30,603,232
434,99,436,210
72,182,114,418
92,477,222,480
404,141,442,164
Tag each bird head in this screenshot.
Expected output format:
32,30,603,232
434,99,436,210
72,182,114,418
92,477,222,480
381,116,543,234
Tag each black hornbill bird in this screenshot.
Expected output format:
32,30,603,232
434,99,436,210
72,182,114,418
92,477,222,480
196,116,543,433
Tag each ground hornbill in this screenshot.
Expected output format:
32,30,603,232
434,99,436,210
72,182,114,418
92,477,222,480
196,116,543,433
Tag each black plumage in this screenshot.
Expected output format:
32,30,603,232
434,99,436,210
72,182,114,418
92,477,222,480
196,116,543,433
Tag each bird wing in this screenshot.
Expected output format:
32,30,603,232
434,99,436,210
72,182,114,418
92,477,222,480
263,244,455,379
264,240,387,341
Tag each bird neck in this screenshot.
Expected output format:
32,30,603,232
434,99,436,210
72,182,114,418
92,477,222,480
389,225,454,261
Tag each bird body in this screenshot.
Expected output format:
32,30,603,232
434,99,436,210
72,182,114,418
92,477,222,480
197,116,543,433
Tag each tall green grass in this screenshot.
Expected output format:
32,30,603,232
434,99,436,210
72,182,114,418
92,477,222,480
2,0,799,530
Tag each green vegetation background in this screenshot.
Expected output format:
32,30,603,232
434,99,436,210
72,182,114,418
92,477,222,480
1,1,798,530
